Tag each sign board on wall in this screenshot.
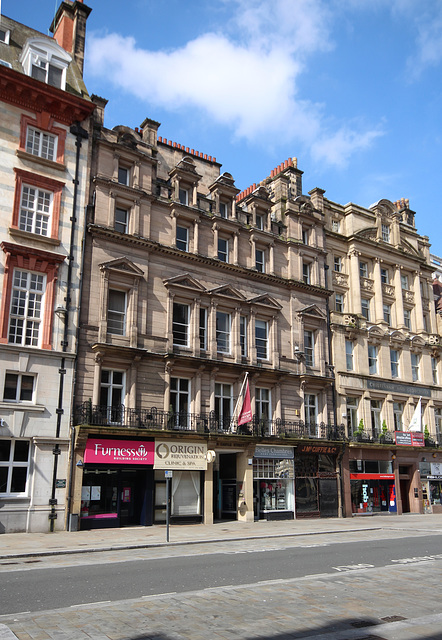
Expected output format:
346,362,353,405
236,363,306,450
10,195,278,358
254,445,294,459
154,440,207,470
395,432,425,447
84,438,155,465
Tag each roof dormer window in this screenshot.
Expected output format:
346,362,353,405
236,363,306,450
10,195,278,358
20,37,71,90
0,28,10,45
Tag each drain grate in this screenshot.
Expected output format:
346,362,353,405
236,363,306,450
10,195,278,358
350,620,378,629
380,615,407,623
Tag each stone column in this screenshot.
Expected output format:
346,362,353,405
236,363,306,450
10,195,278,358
394,267,405,328
203,462,214,524
92,354,102,405
413,270,425,333
236,448,254,523
212,223,219,259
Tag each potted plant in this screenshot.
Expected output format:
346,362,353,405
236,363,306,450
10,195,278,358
379,420,389,444
355,418,365,441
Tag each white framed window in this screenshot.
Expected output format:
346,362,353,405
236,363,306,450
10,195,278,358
255,249,265,273
215,383,232,428
118,165,129,186
256,388,271,422
411,353,420,382
176,225,189,252
304,330,314,366
334,256,342,272
0,440,31,496
347,397,358,434
435,408,442,440
26,127,57,161
21,38,70,90
107,290,126,336
99,370,125,423
8,270,45,347
393,402,403,431
381,224,390,243
302,228,309,245
390,349,399,378
170,378,190,429
359,261,368,278
240,315,247,357
404,308,411,330
218,237,229,262
380,268,389,284
432,357,439,385
383,304,391,325
331,220,340,233
179,187,189,205
368,345,378,374
335,293,344,312
199,308,207,351
255,319,268,360
371,400,381,432
361,298,370,321
256,214,264,230
302,262,311,285
3,373,35,403
0,28,10,44
345,340,354,371
19,184,52,236
216,311,231,353
115,206,129,234
304,394,317,424
0,59,12,68
173,303,190,347
401,274,409,290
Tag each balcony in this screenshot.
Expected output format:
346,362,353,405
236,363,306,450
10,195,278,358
349,429,439,447
74,402,345,441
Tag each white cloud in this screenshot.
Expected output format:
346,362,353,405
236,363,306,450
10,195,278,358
87,0,383,167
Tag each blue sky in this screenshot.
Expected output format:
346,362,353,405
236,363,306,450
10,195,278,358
5,0,442,256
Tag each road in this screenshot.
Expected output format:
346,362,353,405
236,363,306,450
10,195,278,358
1,528,442,616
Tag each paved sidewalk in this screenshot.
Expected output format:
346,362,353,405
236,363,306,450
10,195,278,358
1,512,442,559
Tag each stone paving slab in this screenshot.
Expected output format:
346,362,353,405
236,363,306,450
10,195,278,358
2,513,442,560
1,561,442,640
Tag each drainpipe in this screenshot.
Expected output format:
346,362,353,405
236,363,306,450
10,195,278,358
49,122,88,532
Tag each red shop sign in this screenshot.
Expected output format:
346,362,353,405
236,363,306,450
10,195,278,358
350,473,395,480
84,438,154,465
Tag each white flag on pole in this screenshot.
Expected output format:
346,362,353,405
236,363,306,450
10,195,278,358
408,397,422,432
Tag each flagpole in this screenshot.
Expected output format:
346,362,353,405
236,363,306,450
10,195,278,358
230,371,249,431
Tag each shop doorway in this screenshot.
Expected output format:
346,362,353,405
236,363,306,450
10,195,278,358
400,479,410,513
214,453,237,520
319,478,338,517
119,469,152,526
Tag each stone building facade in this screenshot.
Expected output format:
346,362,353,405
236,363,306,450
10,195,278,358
0,2,94,532
70,106,345,530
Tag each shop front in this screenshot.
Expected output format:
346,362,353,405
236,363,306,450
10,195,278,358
253,445,295,520
295,443,340,518
420,461,442,514
80,437,155,530
153,439,207,524
350,459,396,514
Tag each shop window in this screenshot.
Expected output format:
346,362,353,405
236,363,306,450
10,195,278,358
172,303,190,347
12,169,63,240
411,353,420,382
107,290,126,336
99,370,125,423
115,206,129,234
253,457,294,512
171,471,201,516
8,270,45,347
0,440,30,495
216,311,231,354
368,345,378,374
240,315,247,357
176,225,189,252
390,349,399,378
215,383,232,429
218,237,229,262
335,293,344,313
361,298,370,321
199,308,207,351
304,330,314,366
3,372,35,403
255,319,268,360
345,340,354,371
170,378,190,429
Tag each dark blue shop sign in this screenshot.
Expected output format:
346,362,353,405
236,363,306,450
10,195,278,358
254,445,294,459
367,380,431,397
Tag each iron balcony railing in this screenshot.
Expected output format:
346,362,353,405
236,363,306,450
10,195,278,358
349,429,439,447
74,402,346,441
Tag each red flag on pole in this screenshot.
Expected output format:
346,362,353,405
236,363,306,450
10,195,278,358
238,380,252,425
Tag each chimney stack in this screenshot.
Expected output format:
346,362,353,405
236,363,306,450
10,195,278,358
50,1,92,76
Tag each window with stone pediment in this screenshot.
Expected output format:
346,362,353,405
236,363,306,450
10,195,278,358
19,114,66,166
173,303,190,347
216,311,231,354
12,169,63,240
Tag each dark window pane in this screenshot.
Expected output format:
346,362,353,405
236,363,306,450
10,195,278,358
11,467,27,493
20,376,34,401
0,468,8,492
3,373,18,400
0,440,11,462
13,441,30,462
48,64,62,88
